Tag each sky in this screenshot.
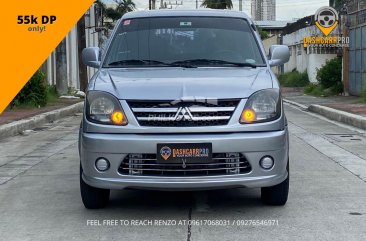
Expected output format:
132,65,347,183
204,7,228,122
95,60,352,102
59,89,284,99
102,0,330,21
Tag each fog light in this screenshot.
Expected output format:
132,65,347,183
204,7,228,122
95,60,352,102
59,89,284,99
240,108,256,123
95,158,110,171
260,156,274,170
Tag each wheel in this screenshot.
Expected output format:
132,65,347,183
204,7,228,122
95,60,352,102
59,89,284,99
80,165,110,209
261,160,289,206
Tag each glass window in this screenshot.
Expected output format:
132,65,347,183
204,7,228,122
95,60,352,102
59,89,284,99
103,17,265,67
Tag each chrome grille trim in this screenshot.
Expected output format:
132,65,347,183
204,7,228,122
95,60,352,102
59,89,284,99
131,108,179,113
121,167,250,172
128,100,240,127
131,107,235,113
119,153,252,176
136,116,231,121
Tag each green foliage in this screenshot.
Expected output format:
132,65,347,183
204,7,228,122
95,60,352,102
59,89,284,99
304,83,324,96
201,0,233,9
94,0,106,9
256,26,270,40
278,70,310,87
11,70,48,108
362,89,366,102
105,8,122,22
316,57,343,94
46,85,59,103
104,0,136,23
259,29,270,40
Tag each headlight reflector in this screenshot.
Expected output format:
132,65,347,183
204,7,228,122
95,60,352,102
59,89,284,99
240,89,281,124
86,91,128,125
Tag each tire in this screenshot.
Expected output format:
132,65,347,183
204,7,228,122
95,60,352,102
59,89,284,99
80,165,110,209
261,160,289,206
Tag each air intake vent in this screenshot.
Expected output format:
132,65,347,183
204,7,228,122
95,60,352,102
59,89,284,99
119,153,251,176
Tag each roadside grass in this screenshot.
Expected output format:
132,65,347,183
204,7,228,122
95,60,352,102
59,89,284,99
304,83,324,96
6,85,59,111
303,83,343,97
278,70,309,87
46,85,59,103
362,90,366,103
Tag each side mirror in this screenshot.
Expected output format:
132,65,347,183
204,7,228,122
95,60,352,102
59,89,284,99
82,47,101,68
268,45,290,67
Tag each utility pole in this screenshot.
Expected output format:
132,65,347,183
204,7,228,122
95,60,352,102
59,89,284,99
239,0,242,11
77,15,88,92
152,0,156,9
161,0,164,8
196,0,198,9
340,3,349,96
149,0,151,10
55,39,68,95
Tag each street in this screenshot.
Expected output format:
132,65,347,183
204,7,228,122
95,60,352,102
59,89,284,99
0,104,366,241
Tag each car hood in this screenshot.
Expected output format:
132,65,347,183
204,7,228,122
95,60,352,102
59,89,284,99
93,67,273,100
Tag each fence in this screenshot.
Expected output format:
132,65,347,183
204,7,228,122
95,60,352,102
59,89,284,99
348,1,366,96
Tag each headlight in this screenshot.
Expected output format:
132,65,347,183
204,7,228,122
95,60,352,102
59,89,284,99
239,89,281,124
86,91,128,126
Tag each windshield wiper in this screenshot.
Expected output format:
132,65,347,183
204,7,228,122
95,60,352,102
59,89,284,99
107,59,196,68
107,59,169,67
171,59,263,68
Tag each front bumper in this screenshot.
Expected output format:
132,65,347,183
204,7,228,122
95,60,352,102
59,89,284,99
80,129,289,190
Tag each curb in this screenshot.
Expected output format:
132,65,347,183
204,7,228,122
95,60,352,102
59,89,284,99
308,104,366,130
0,101,84,140
283,99,308,110
284,98,366,130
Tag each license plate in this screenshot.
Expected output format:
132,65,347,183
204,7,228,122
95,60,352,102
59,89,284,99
157,143,212,163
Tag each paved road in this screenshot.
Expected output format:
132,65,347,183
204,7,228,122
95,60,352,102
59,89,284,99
1,106,366,241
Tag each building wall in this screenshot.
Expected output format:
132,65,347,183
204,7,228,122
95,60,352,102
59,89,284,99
45,4,99,92
307,53,338,83
85,6,99,81
251,0,276,21
282,25,339,82
262,35,281,74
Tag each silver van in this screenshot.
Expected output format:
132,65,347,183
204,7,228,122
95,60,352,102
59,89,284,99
80,10,290,209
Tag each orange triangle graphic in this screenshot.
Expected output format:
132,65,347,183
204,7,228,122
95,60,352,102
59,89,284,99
0,0,94,113
316,21,338,37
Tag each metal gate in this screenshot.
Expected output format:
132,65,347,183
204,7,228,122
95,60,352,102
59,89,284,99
349,25,366,96
348,1,366,96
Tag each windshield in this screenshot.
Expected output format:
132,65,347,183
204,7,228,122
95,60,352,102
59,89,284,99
103,17,266,68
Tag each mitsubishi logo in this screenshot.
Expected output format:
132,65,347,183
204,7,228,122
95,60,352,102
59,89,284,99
174,107,193,121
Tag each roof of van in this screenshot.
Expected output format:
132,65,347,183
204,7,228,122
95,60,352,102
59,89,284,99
123,9,251,20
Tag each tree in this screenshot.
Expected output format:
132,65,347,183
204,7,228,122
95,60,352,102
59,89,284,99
105,0,136,23
201,0,233,9
329,0,346,9
259,29,270,40
94,0,106,10
316,57,343,94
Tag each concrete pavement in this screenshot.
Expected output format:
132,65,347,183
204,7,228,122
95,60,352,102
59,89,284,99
0,106,366,240
282,89,366,130
0,101,84,140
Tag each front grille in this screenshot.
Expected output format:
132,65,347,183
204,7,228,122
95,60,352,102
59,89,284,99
128,99,240,127
119,153,251,176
